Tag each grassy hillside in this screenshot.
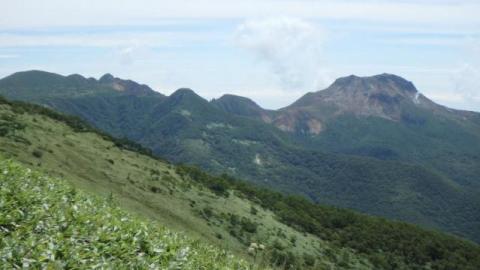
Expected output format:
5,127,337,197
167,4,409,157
1,71,479,243
0,98,372,269
0,96,479,269
0,160,250,269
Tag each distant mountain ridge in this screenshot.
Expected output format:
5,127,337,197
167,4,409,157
211,94,274,122
0,70,163,101
1,70,480,243
216,73,478,135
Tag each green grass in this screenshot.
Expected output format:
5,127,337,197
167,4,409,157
0,160,250,269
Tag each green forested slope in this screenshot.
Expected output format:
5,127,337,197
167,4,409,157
0,97,373,269
1,70,480,243
0,95,479,269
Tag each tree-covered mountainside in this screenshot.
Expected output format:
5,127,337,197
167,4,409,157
1,70,479,243
211,94,275,120
0,96,479,269
275,74,480,189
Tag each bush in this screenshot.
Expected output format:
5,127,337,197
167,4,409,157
150,186,162,193
303,253,316,266
229,213,239,226
240,217,257,233
32,149,43,158
202,206,214,219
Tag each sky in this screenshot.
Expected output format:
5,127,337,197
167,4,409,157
1,0,480,111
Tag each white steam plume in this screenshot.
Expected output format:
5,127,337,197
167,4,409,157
451,39,480,111
235,17,330,91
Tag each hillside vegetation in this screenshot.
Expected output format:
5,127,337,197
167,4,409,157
0,96,479,269
1,71,479,242
0,97,371,269
0,160,250,269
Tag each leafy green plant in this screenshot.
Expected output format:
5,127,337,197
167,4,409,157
0,160,252,269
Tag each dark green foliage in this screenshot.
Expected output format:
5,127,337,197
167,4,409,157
150,186,162,193
229,213,239,226
209,182,229,197
32,149,43,158
270,249,297,269
178,166,230,197
289,235,296,245
202,206,214,219
303,253,316,267
240,217,257,233
176,165,480,270
0,110,25,136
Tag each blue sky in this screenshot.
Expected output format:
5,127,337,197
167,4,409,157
1,0,479,111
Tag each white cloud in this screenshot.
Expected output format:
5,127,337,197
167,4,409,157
444,39,480,111
118,47,136,66
450,64,480,109
0,31,220,48
0,54,20,59
1,1,480,29
377,37,463,47
235,17,330,91
454,64,480,95
113,44,158,67
426,92,467,103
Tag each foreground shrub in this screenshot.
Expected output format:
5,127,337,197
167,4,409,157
0,160,251,269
